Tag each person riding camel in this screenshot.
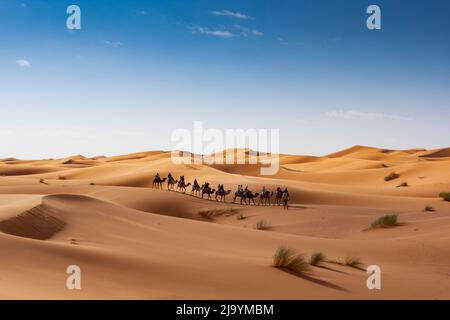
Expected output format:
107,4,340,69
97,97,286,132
261,186,267,195
244,186,249,196
204,182,210,190
194,179,199,187
155,172,161,182
168,172,173,181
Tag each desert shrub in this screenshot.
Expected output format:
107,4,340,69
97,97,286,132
273,246,309,274
344,256,364,269
255,220,271,230
423,205,435,212
236,213,246,220
384,172,400,181
58,176,67,180
309,252,326,267
369,214,398,229
90,182,95,186
396,182,408,187
198,208,239,220
439,192,450,202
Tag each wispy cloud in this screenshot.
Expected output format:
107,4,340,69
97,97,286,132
324,109,412,121
20,2,28,8
191,26,234,38
210,10,252,20
233,24,263,37
16,59,31,67
139,10,148,16
277,37,303,46
101,40,124,47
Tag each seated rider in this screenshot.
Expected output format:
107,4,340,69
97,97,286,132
155,172,161,181
244,186,249,196
168,172,172,180
261,186,267,195
194,179,199,187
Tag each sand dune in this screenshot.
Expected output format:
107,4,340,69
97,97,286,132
0,145,449,299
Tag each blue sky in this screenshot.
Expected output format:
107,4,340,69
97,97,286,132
1,0,449,158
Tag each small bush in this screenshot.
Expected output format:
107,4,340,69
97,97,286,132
369,214,398,229
309,252,326,267
344,256,364,269
396,182,408,187
236,213,246,220
439,192,450,202
89,182,95,186
255,220,271,230
58,176,67,180
384,172,400,181
39,178,46,184
424,205,435,212
198,208,239,220
273,246,309,274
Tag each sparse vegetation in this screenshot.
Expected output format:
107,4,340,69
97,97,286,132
439,192,450,202
273,246,309,274
39,178,46,184
89,182,95,186
236,213,246,220
396,182,409,187
255,220,271,230
198,208,239,220
369,214,398,229
384,172,400,181
344,256,364,269
58,176,67,180
424,205,435,212
309,252,327,267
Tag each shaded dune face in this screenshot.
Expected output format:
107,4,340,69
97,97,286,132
0,204,66,240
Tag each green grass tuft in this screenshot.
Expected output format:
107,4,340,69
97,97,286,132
273,246,309,274
369,214,398,229
309,252,327,267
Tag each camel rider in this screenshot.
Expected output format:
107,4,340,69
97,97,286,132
219,184,224,192
244,186,249,196
155,172,161,182
194,179,198,187
168,172,173,181
262,186,267,195
204,182,210,189
238,185,243,195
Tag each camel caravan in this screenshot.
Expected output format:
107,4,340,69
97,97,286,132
152,172,291,209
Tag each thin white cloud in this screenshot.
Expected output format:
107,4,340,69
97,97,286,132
16,59,31,67
102,40,123,47
233,25,263,37
210,10,251,20
277,37,303,46
191,26,234,38
139,10,148,16
324,109,412,121
20,2,28,8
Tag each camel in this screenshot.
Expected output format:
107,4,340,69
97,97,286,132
191,182,202,196
244,191,260,205
258,190,273,206
202,186,215,200
167,177,178,191
215,189,231,202
275,188,284,206
233,190,246,204
152,177,167,190
176,180,191,193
